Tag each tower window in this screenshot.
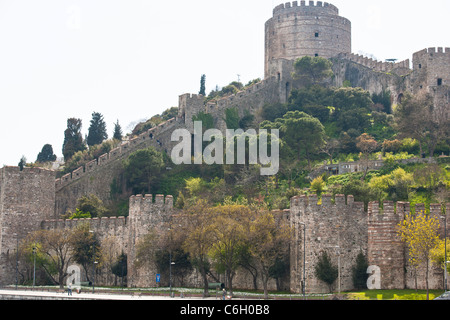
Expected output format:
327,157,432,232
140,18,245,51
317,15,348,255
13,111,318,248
418,64,422,69
437,78,443,86
315,32,319,38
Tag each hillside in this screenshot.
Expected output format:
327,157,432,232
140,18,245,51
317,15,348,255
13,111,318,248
42,58,449,219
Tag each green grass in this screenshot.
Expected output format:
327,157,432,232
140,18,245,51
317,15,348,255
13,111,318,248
345,289,446,300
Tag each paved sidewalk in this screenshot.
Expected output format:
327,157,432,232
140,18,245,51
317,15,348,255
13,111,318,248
0,289,214,300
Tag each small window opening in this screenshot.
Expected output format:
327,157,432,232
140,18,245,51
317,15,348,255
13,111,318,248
315,53,319,57
315,32,319,38
437,78,443,86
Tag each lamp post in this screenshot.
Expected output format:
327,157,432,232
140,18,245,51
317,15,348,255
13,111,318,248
32,245,37,288
299,222,306,299
169,251,175,298
329,245,341,294
441,215,448,291
14,233,18,290
89,230,96,294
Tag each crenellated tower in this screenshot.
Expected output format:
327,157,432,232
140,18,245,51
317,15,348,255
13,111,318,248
265,1,351,78
289,194,367,294
0,166,56,286
127,194,173,288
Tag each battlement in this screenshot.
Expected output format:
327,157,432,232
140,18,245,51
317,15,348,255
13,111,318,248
336,52,411,73
205,76,277,113
1,165,55,175
273,1,339,15
129,194,174,213
41,215,127,231
290,194,364,211
414,47,450,56
55,117,181,191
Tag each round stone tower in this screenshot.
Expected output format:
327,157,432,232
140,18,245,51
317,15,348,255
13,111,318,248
265,1,352,78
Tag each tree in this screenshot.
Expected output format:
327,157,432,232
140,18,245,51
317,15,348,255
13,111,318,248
113,120,123,141
248,209,291,299
63,118,86,161
332,87,373,133
25,229,74,288
182,200,214,297
76,194,108,218
111,252,127,287
263,111,326,170
356,133,379,180
430,238,450,286
208,204,252,296
292,56,334,86
161,107,179,121
368,168,414,203
310,176,327,196
352,251,369,290
70,223,102,283
199,74,206,96
87,112,108,147
398,210,441,299
36,144,57,163
394,92,433,157
314,251,338,293
123,147,165,195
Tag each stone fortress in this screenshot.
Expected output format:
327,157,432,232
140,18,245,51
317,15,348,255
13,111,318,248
0,1,449,293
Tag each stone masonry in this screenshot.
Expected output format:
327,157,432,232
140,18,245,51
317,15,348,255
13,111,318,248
0,1,449,292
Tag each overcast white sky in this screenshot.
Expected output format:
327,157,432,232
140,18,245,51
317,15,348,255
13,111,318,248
0,0,449,167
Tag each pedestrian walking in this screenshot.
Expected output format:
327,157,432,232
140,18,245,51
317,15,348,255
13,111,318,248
68,283,72,296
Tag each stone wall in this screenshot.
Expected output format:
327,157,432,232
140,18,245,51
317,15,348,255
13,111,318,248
265,1,351,78
290,193,449,293
367,201,405,290
290,194,368,294
0,167,56,286
54,117,184,217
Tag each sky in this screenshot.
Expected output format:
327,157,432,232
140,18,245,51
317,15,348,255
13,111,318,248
0,0,449,167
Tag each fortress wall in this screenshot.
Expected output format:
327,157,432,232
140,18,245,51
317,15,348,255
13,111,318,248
54,118,184,217
290,194,368,294
0,167,56,286
367,201,405,290
182,75,284,133
266,1,351,78
412,48,450,119
331,55,412,105
336,52,411,74
126,194,174,288
291,194,448,293
209,76,283,129
403,202,450,291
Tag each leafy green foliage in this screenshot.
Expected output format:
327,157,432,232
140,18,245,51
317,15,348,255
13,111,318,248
225,107,240,130
113,120,123,141
123,147,165,195
36,144,57,163
111,252,127,280
76,194,108,218
292,56,334,86
87,112,108,147
192,112,214,131
199,74,206,96
63,118,86,161
314,251,338,293
352,252,369,290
